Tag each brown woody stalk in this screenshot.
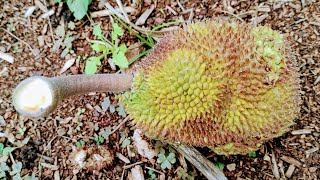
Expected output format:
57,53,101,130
13,74,132,118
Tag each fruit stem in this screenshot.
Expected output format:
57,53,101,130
12,74,133,118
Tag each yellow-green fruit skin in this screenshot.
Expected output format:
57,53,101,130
119,21,300,155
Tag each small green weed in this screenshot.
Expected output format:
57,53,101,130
215,162,224,170
119,132,131,149
248,151,257,158
147,169,156,180
157,148,176,170
100,96,127,117
95,126,112,145
95,135,105,145
86,15,182,74
85,20,128,74
54,23,76,57
177,167,195,180
54,0,92,20
0,143,32,180
75,140,85,147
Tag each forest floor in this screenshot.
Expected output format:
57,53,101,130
0,0,319,179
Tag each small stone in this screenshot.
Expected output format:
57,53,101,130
115,165,122,172
70,66,78,75
154,17,164,25
226,163,236,171
309,167,317,173
263,154,271,162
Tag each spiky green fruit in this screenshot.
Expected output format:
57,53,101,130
119,21,300,155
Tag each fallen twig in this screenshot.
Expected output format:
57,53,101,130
214,9,244,22
1,28,37,56
123,161,143,169
41,0,55,46
271,150,280,180
91,7,136,18
104,2,181,36
116,0,130,23
111,116,130,134
172,144,227,180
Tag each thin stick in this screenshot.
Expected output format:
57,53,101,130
214,9,244,22
120,168,125,180
111,116,130,134
9,152,16,164
271,150,280,180
105,2,180,36
172,144,227,180
145,166,165,175
123,161,143,169
1,28,36,56
41,0,55,44
116,0,130,23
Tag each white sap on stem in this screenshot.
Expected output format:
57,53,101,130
13,77,54,115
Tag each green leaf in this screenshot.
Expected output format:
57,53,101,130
85,57,101,74
116,105,126,117
0,143,4,155
12,174,22,180
63,35,74,49
66,0,92,20
91,43,108,53
99,127,112,139
101,97,111,112
248,151,256,158
215,162,224,170
0,171,6,178
148,170,156,180
0,162,9,177
113,45,128,68
75,140,85,147
95,135,105,145
109,105,115,113
112,23,124,36
167,152,176,164
9,162,22,176
93,25,103,39
157,154,166,163
121,138,130,148
161,159,172,169
3,147,14,155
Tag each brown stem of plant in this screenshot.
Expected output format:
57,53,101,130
51,74,132,98
12,74,132,118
